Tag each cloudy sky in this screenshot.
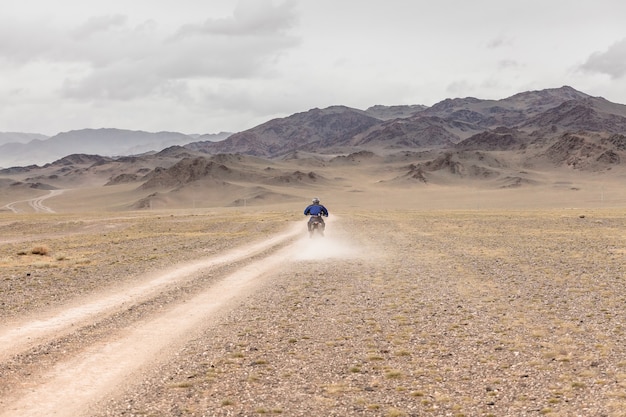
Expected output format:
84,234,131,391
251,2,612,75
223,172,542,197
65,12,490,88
2,0,626,136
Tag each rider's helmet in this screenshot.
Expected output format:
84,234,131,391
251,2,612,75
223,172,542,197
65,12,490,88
312,197,320,204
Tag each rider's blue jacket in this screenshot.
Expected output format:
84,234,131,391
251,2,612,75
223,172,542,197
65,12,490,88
304,203,328,217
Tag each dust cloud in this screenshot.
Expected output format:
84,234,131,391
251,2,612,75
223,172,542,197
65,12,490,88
289,217,361,261
290,235,360,261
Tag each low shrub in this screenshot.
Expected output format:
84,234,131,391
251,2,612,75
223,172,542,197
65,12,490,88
31,245,50,256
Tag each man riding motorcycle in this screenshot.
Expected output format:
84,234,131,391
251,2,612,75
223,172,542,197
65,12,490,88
304,197,329,233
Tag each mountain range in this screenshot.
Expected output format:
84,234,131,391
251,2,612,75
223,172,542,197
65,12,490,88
186,86,626,157
0,130,231,168
2,85,626,210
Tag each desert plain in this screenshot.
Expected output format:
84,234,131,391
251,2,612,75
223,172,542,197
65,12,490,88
1,159,626,417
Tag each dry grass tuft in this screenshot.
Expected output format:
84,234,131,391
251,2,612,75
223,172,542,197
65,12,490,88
30,245,50,256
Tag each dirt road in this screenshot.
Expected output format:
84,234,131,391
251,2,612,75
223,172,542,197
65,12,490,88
1,189,64,213
0,221,314,417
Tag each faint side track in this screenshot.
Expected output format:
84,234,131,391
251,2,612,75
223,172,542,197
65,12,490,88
28,189,64,213
1,189,64,213
0,223,304,417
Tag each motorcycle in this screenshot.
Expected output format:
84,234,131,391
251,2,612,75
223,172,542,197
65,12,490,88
308,214,325,238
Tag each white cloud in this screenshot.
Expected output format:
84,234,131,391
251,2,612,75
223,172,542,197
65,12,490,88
70,14,128,39
175,0,297,37
580,38,626,79
487,36,514,49
497,59,523,71
0,1,300,105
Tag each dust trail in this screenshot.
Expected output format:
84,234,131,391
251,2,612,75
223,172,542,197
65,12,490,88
290,216,361,260
290,235,361,260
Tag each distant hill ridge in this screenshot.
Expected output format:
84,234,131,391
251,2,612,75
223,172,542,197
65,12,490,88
0,132,49,145
186,86,626,158
0,129,231,168
3,86,626,169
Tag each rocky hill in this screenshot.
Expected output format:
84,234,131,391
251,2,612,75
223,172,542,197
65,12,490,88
363,104,427,120
185,106,382,157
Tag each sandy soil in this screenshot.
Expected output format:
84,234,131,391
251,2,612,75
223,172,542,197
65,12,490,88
1,183,626,416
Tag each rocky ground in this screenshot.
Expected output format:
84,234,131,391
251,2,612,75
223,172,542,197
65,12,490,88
2,208,626,416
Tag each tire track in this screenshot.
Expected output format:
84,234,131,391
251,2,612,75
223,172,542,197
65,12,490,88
28,189,64,213
1,189,64,213
0,223,302,362
0,223,306,417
